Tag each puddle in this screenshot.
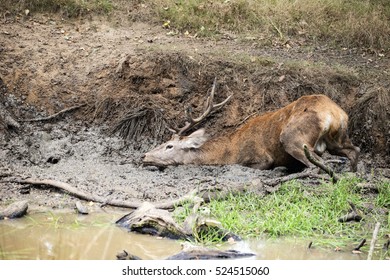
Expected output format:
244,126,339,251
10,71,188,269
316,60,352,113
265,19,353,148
0,212,372,260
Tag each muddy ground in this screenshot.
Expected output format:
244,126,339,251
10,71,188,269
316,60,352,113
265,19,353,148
0,12,389,212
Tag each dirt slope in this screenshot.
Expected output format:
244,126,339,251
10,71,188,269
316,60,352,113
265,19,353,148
0,13,389,210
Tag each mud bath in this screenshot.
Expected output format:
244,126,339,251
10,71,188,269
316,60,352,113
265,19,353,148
0,212,373,260
0,120,293,208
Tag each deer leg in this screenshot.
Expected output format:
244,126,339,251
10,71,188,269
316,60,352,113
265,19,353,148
249,154,274,170
282,140,321,169
280,123,324,169
326,139,360,172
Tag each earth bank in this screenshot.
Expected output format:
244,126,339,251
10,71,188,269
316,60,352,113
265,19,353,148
0,12,389,212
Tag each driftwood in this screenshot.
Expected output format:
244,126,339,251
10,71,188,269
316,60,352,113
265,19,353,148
116,202,242,242
338,201,363,223
20,103,87,122
166,243,255,260
116,202,189,240
367,222,381,260
0,200,28,219
117,243,255,260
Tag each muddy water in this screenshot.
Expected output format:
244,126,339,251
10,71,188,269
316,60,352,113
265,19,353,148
0,212,367,260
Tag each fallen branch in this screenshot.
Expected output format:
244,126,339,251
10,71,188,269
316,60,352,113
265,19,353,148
6,177,209,210
303,144,339,183
6,170,329,211
263,172,327,187
338,201,363,223
20,103,87,122
353,239,366,251
367,222,381,260
8,178,141,209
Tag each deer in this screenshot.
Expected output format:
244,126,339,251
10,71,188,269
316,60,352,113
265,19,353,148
142,78,360,173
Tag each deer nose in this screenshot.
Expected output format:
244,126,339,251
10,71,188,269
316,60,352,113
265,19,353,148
140,154,146,161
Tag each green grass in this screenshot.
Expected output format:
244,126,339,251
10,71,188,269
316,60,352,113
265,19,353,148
179,175,390,248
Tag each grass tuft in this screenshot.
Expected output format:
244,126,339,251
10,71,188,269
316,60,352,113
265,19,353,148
193,175,390,248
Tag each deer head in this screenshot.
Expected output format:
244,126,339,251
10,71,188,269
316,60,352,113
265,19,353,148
142,78,232,167
142,129,208,166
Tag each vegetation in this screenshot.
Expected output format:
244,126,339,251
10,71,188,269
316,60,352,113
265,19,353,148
0,0,113,17
1,0,389,50
154,0,390,50
174,175,389,254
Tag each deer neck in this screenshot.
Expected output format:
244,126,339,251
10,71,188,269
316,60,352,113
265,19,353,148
191,135,235,165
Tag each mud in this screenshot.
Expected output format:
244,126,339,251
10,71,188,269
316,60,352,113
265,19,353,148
0,13,389,210
1,119,289,209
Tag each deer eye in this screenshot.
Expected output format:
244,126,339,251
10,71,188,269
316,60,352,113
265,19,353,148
166,144,173,150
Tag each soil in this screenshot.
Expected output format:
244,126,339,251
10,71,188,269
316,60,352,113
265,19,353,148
0,12,389,212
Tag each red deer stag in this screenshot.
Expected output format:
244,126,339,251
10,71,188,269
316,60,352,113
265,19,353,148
143,79,360,172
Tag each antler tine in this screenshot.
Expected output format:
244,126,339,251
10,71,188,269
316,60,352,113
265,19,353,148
175,78,232,136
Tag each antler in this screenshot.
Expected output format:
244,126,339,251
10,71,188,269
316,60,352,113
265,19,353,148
171,77,233,136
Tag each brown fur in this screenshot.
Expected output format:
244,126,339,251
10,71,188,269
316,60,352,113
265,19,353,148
143,94,360,171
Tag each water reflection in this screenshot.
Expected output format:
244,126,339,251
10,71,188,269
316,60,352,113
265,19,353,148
0,212,370,260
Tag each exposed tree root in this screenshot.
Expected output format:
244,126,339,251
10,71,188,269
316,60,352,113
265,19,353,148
5,170,329,211
111,107,168,141
20,103,87,122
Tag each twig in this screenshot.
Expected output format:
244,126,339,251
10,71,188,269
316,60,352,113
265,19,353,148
263,172,327,187
20,103,87,122
303,144,339,183
353,239,366,251
367,222,381,260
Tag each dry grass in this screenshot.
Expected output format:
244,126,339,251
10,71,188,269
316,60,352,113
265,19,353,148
2,1,389,50
0,0,113,17
152,0,390,50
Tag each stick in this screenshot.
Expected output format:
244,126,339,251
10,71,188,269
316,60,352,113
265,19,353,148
353,239,366,251
367,222,381,260
303,144,339,183
6,178,204,210
263,172,327,187
20,103,87,122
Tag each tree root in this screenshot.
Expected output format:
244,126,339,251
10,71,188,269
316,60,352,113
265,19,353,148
20,103,87,122
5,170,329,211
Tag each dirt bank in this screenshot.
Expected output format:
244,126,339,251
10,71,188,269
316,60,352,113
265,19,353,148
0,13,389,210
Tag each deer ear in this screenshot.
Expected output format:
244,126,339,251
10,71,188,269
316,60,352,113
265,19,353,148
184,129,208,149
